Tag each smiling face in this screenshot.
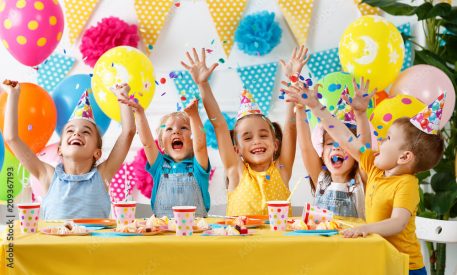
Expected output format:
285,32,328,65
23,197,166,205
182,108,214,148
158,113,193,162
234,115,278,167
59,119,102,163
374,122,410,171
321,132,355,181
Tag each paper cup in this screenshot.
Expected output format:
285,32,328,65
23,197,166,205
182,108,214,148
113,201,136,225
302,203,334,224
17,203,41,233
267,201,290,231
172,206,197,236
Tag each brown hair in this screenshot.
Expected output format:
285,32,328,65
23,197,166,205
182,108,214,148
393,117,444,173
230,114,283,160
156,112,190,149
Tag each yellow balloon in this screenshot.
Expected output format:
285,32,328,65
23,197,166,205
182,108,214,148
370,95,425,139
92,46,155,121
339,15,404,91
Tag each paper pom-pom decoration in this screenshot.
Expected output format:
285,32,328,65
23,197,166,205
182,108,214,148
204,112,236,149
235,11,282,56
110,163,136,202
80,17,139,67
130,147,154,199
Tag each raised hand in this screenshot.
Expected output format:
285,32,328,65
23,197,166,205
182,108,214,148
1,79,20,94
183,99,199,116
281,80,322,109
280,45,310,78
181,48,218,85
343,77,376,114
111,83,131,99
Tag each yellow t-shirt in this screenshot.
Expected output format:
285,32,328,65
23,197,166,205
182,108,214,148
226,162,291,216
360,149,424,270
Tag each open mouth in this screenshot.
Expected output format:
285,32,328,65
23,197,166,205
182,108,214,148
250,147,267,155
330,154,345,168
171,139,184,150
68,138,84,146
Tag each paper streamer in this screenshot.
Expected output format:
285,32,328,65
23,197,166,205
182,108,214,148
64,0,100,44
206,0,248,57
134,0,173,54
37,54,76,92
277,0,314,46
398,23,413,71
236,62,278,116
172,70,205,111
353,0,380,16
307,48,341,81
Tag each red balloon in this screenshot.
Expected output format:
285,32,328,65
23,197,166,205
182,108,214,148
0,83,57,153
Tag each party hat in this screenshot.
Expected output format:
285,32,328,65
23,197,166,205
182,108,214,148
410,91,446,135
69,90,96,124
333,86,356,126
236,89,263,120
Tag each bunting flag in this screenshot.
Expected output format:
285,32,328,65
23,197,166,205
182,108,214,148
64,0,100,44
172,71,204,111
307,48,341,81
206,0,248,57
37,54,76,92
134,0,174,54
277,0,314,46
236,62,278,116
398,23,413,71
353,0,380,15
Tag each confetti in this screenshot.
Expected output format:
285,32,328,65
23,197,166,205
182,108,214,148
320,106,326,110
377,125,383,129
206,49,213,54
180,96,187,101
348,136,354,142
329,125,334,129
176,103,182,111
218,58,225,64
349,179,356,186
332,156,339,162
63,49,67,55
174,2,180,7
363,93,369,97
148,44,153,50
360,146,366,153
266,175,271,180
333,142,340,148
155,80,159,85
289,75,298,83
304,175,310,179
373,131,378,136
169,71,178,79
322,165,328,171
365,143,371,149
299,75,305,81
344,156,349,160
161,92,166,96
160,124,166,128
89,73,93,78
211,39,215,45
302,93,308,99
160,78,166,84
317,93,322,99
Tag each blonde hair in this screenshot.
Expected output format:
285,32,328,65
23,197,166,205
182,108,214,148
156,112,190,149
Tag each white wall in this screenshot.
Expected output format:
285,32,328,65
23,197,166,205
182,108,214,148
0,0,456,273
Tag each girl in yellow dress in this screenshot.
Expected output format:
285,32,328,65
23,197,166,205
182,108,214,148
180,46,310,215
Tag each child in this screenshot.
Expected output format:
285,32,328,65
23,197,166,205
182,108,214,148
180,47,307,216
120,95,210,217
3,81,136,219
294,78,375,218
283,80,445,274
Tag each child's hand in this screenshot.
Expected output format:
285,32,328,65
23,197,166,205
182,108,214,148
1,80,20,94
282,80,322,109
280,45,310,78
342,225,370,238
111,83,131,99
344,77,376,115
183,99,199,116
117,93,144,115
181,48,218,85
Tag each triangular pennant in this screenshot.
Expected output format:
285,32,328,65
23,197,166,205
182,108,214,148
64,0,100,44
307,48,341,81
37,54,76,92
398,23,413,71
277,0,314,46
172,71,204,111
134,0,173,54
236,62,278,116
206,0,248,57
353,0,380,15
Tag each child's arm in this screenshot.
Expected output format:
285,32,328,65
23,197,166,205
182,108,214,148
278,46,311,181
342,208,411,238
2,81,54,191
181,48,240,190
98,84,136,184
283,82,364,162
183,99,208,170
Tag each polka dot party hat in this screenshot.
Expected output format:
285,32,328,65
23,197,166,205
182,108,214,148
333,86,356,126
410,91,446,135
236,89,263,120
69,90,96,124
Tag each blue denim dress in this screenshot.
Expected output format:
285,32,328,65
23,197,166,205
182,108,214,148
41,163,111,220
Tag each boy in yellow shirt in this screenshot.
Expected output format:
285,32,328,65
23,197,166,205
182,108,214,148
283,79,445,275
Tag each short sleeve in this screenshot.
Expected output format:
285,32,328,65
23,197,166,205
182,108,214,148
145,153,164,178
393,176,420,215
359,149,376,174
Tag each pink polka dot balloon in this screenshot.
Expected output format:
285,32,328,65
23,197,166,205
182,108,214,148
109,163,137,202
0,0,64,66
370,95,426,140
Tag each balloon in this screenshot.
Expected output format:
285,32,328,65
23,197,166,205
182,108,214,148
29,143,60,201
369,95,426,139
0,83,57,153
0,150,29,201
92,46,156,122
0,132,4,169
307,71,374,129
52,74,111,136
339,15,404,91
374,90,389,107
0,0,64,66
390,64,455,128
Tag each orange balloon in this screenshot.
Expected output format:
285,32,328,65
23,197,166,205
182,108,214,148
0,83,57,153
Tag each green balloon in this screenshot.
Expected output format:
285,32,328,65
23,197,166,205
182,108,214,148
0,150,29,201
307,71,374,129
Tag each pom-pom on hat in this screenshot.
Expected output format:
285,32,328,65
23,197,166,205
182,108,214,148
410,91,446,135
236,89,263,120
69,90,96,124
